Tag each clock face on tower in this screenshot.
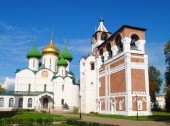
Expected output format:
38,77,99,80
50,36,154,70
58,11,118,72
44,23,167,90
101,32,108,40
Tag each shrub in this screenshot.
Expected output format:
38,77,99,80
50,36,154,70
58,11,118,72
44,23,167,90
73,107,79,114
90,112,95,114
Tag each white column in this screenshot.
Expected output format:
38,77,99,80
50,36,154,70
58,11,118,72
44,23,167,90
111,45,118,56
144,55,151,113
121,37,131,53
103,51,109,61
136,40,146,53
125,53,132,115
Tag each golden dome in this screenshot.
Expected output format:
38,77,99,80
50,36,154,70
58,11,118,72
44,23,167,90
42,39,59,56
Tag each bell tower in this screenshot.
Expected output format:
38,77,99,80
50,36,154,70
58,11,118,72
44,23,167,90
91,18,111,57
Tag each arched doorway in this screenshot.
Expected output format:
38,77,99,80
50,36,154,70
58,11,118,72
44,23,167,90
43,98,48,109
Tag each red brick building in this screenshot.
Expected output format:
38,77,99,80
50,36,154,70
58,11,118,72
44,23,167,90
80,18,152,115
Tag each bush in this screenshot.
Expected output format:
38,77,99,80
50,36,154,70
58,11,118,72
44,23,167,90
66,119,118,126
73,107,79,114
90,112,95,114
90,112,99,115
66,119,100,126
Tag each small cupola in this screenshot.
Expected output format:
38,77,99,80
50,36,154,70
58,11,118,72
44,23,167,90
42,38,59,56
62,46,73,61
57,57,68,67
26,44,42,59
97,17,108,32
59,46,73,61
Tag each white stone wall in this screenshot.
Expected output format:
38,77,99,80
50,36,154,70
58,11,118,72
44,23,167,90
53,77,79,110
28,58,39,71
15,69,35,92
80,55,97,113
42,54,58,72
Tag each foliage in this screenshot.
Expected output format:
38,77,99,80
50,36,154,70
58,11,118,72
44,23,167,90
90,112,99,115
164,40,170,111
165,67,170,87
0,111,75,126
164,40,170,66
148,66,162,106
73,107,79,114
66,119,117,126
0,85,5,92
165,88,170,111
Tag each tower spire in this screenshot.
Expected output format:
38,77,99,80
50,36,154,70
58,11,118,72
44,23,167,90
50,28,54,44
97,17,108,32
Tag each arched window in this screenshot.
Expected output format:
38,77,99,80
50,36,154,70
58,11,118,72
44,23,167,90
18,98,23,108
44,84,47,92
9,98,14,107
62,85,64,91
61,99,64,105
119,100,123,110
99,48,104,63
50,58,51,69
28,98,32,107
33,60,35,68
130,34,139,50
101,32,108,41
28,84,31,92
90,62,95,70
0,98,4,107
106,42,112,58
115,35,123,53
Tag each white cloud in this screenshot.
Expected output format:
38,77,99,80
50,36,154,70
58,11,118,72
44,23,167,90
1,77,15,91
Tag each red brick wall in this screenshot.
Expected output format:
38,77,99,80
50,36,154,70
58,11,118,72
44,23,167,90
110,59,124,68
131,69,145,92
99,77,105,96
131,58,144,63
101,102,105,111
132,96,147,111
110,70,126,93
115,97,125,111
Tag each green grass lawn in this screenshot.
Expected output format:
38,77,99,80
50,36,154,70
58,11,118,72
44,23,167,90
0,110,169,126
0,111,67,120
0,111,78,126
86,111,170,121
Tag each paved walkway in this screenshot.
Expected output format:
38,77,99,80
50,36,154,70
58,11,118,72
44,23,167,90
52,112,170,126
81,116,170,126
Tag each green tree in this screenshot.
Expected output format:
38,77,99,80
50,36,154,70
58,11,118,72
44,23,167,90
164,40,170,111
148,66,162,109
0,85,5,92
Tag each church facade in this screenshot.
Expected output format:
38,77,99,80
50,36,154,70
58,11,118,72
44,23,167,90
0,38,79,112
80,19,152,116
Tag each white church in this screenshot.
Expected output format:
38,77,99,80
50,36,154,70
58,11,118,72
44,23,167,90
0,38,79,112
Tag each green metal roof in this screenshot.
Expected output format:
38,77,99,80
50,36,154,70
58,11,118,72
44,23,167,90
26,44,42,59
0,91,53,96
57,57,68,66
59,46,73,61
58,53,63,60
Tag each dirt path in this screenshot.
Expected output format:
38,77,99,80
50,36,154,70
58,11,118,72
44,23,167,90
81,116,170,126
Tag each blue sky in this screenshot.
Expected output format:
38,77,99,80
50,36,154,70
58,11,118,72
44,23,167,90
0,0,169,91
